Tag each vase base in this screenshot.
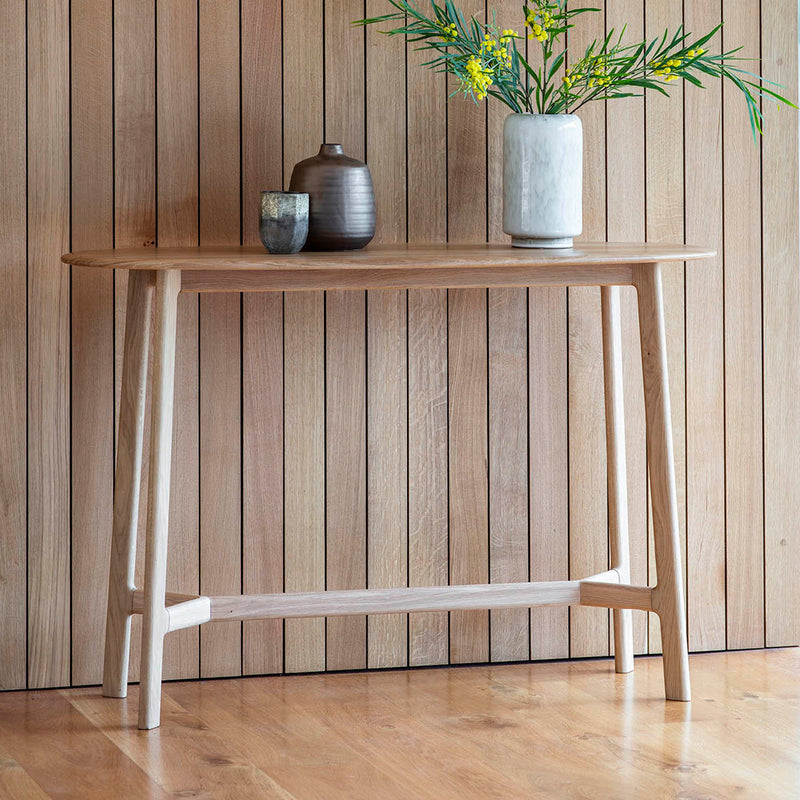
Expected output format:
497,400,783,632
511,236,574,249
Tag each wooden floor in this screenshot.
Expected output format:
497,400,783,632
0,650,797,799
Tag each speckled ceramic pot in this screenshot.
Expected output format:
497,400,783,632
289,143,376,251
503,113,583,249
260,191,309,254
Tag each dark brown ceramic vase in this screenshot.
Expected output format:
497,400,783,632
288,143,376,250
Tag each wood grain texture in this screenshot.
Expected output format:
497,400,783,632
405,0,447,670
529,288,569,660
64,243,713,271
644,0,686,657
324,1,368,673
113,0,157,684
0,0,27,691
606,0,648,658
487,0,518,244
5,0,798,695
684,0,726,653
635,263,690,701
408,289,449,666
326,291,367,671
601,286,634,673
407,3,447,245
447,0,485,245
284,292,326,673
763,0,800,647
198,0,242,680
102,271,153,698
367,290,408,669
488,288,529,662
156,0,201,681
138,270,182,729
27,0,71,689
569,2,609,660
0,742,50,800
242,293,284,676
282,0,325,675
241,0,284,676
722,0,764,651
448,288,489,664
210,579,588,619
1,651,795,799
65,688,295,798
70,0,115,688
365,0,409,671
367,0,406,245
0,691,170,798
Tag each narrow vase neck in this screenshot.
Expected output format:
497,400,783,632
319,143,344,156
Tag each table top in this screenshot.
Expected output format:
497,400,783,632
63,242,714,271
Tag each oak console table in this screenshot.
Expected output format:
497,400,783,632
62,243,714,730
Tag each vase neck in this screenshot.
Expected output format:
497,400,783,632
319,143,344,157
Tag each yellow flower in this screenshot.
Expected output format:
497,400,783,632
439,21,458,42
464,54,494,99
665,74,679,82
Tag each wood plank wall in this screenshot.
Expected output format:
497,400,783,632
0,0,797,690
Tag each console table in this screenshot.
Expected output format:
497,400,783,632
62,243,714,730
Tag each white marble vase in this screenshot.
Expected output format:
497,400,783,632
502,113,583,248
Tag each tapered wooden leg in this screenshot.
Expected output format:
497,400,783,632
138,270,181,729
102,271,155,698
601,285,634,674
634,263,690,701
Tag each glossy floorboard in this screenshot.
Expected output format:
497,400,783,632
0,649,797,799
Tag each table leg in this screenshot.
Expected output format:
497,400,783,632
102,270,154,698
634,263,690,701
601,285,634,674
138,270,181,729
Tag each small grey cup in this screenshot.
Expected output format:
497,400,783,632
260,191,309,254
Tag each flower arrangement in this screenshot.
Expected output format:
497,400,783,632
355,0,795,137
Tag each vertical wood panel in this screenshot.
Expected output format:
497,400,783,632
446,0,488,666
282,0,325,674
569,7,609,659
326,291,367,671
241,0,284,676
406,1,448,668
284,293,326,673
0,0,27,690
723,0,764,650
684,0,726,652
644,0,686,656
198,0,242,680
156,0,201,680
606,0,648,657
70,0,115,686
367,291,408,669
114,0,156,684
365,0,408,669
242,293,284,676
529,288,569,660
489,288,529,662
763,0,800,647
486,2,530,664
366,0,406,243
448,289,489,664
27,0,71,689
487,0,518,244
408,289,449,667
325,0,368,672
